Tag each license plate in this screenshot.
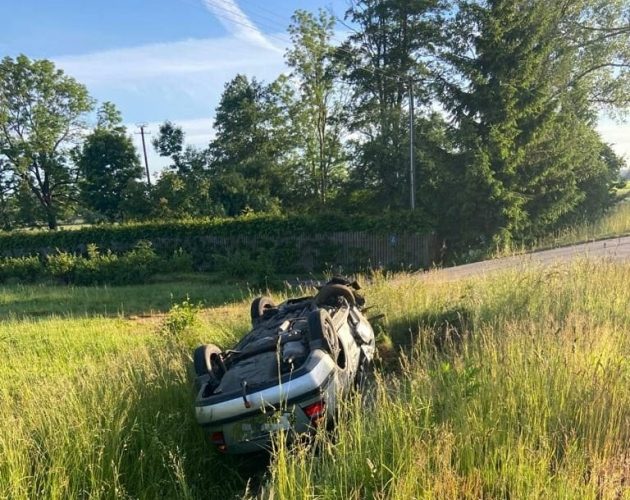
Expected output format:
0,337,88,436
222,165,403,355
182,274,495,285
234,411,294,441
261,414,292,433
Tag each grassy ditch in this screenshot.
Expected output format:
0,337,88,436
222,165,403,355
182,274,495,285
1,261,629,498
266,261,630,498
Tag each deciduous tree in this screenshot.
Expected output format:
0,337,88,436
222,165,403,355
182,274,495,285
76,103,143,222
209,74,297,215
287,9,348,205
0,55,93,229
340,0,446,210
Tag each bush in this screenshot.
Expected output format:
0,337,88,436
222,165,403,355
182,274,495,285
0,242,163,286
0,255,43,283
161,297,202,348
71,245,119,285
47,251,78,283
213,249,276,285
113,241,161,285
169,248,194,274
47,242,162,285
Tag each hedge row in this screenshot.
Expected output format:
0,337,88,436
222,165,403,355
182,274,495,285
0,243,193,286
0,212,433,255
0,213,435,273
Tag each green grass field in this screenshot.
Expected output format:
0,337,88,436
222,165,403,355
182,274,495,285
1,261,629,498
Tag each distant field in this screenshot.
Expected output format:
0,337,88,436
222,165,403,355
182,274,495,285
1,262,629,498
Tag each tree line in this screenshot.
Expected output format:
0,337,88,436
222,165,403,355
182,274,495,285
1,0,628,250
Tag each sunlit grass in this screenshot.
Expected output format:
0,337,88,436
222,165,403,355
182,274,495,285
1,263,629,498
530,201,630,251
264,261,630,498
0,283,253,499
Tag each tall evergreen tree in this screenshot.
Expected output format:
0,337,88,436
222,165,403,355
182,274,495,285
439,0,630,245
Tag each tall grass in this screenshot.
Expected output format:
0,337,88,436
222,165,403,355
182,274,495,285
265,261,630,498
531,200,630,251
1,263,629,498
0,297,252,499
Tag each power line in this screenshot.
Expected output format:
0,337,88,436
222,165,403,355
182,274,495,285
175,0,290,47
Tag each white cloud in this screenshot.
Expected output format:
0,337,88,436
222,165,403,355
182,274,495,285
54,35,286,85
201,0,281,52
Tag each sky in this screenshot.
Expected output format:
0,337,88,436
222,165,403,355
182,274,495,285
2,0,629,175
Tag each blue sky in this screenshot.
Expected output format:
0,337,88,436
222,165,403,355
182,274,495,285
2,0,349,170
2,0,628,173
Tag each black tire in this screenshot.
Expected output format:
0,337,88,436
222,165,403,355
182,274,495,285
307,309,339,361
250,296,277,325
193,343,223,378
314,284,356,307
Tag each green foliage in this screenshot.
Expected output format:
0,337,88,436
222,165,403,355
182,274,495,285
341,0,446,210
45,242,161,285
0,241,167,285
0,255,42,282
3,1,628,250
438,0,630,246
286,9,348,205
149,121,220,219
0,55,94,229
0,212,434,272
161,297,202,347
209,74,298,215
214,249,276,286
169,248,194,274
152,120,184,159
95,101,123,131
76,103,144,222
46,250,77,282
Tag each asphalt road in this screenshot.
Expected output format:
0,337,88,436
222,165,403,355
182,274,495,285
428,235,630,280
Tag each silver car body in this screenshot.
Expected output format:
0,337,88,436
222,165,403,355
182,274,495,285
193,295,375,454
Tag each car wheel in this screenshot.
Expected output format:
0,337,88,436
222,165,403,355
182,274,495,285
314,284,356,307
250,296,276,325
193,343,224,379
307,309,339,362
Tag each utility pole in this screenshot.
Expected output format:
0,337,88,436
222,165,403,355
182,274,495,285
136,124,152,186
409,79,415,211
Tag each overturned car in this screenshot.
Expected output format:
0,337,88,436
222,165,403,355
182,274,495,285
192,278,376,454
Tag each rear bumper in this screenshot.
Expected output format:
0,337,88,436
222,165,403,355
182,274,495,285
195,350,335,426
194,350,337,454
